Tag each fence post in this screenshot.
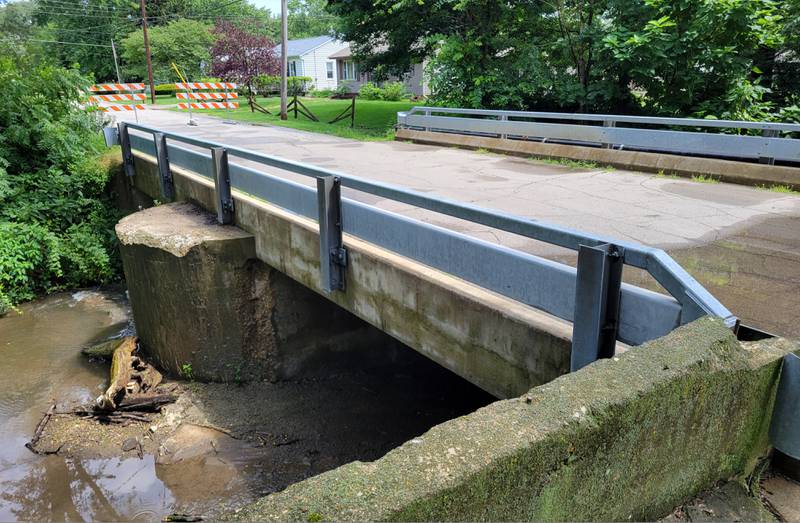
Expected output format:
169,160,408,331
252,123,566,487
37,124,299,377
760,129,778,165
152,132,173,200
602,120,616,149
317,175,347,292
571,243,624,372
499,114,508,140
118,122,136,178
211,147,234,224
424,109,431,132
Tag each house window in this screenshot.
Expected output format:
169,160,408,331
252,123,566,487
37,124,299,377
342,60,358,80
289,60,299,76
326,61,334,79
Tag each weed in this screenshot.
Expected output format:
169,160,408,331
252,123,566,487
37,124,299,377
181,362,194,381
475,147,492,154
529,155,602,170
690,174,720,184
757,184,799,194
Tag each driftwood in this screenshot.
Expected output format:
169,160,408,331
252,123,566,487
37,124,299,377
25,403,56,453
117,394,177,412
95,337,163,411
81,338,126,360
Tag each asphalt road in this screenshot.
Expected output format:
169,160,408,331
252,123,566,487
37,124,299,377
118,109,800,338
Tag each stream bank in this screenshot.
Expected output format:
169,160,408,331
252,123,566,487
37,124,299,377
0,289,495,521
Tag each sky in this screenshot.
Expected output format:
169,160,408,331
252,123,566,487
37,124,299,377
249,0,282,15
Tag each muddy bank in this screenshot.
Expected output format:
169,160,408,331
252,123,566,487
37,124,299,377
0,290,494,521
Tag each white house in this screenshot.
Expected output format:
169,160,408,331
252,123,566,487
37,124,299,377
273,36,429,96
272,35,347,91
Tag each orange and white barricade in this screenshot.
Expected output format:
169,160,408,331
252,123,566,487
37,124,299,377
88,83,146,121
175,82,239,111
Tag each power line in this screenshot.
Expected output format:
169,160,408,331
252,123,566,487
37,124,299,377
0,37,112,47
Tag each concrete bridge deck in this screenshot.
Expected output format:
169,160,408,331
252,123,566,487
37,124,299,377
118,110,800,338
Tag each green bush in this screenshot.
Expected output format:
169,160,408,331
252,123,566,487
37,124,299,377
309,88,333,98
0,55,121,307
358,82,382,100
155,83,177,95
335,81,354,96
380,81,408,101
253,75,313,95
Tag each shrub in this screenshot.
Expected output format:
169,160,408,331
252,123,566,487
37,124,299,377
0,56,121,306
309,88,333,98
358,82,382,100
155,83,177,95
381,81,408,101
335,81,354,96
253,75,313,95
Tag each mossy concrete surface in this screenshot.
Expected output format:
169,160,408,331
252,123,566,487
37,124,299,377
229,318,798,521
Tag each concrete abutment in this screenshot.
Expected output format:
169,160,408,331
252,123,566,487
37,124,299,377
116,202,398,382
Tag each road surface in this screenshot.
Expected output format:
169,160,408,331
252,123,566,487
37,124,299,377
117,109,800,338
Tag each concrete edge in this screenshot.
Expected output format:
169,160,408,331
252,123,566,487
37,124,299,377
396,129,800,190
129,150,574,398
228,318,799,521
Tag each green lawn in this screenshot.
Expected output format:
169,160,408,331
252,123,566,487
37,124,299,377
157,95,416,141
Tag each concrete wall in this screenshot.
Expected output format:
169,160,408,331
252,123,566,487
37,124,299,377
116,202,399,382
127,151,574,398
396,129,800,190
229,318,799,521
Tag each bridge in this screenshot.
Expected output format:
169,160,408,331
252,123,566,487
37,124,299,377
106,118,747,399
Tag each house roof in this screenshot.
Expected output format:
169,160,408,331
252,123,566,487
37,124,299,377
273,35,334,57
328,45,351,59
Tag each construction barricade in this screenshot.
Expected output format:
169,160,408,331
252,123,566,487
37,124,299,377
175,82,238,110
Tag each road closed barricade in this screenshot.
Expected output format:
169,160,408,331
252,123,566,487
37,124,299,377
88,84,146,115
175,82,238,110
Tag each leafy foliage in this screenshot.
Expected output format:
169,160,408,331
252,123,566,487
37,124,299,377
330,0,799,120
122,19,214,83
0,56,120,309
358,81,408,101
211,21,279,95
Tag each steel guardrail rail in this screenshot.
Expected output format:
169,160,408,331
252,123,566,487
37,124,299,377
400,106,800,132
397,107,800,164
118,122,737,369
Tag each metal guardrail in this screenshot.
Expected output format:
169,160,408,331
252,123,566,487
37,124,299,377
113,122,737,372
397,106,800,165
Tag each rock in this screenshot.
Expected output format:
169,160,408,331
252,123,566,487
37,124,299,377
121,437,139,452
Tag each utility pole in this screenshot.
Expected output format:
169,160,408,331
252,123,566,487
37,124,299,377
279,0,288,120
110,39,122,83
140,0,156,105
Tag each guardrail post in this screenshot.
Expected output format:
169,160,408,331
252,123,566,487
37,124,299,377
760,129,778,165
317,175,347,292
152,132,174,200
118,122,135,177
424,109,431,132
571,243,624,372
602,120,616,149
211,147,234,224
499,114,508,140
769,352,800,480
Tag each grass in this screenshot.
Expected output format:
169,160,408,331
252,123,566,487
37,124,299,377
527,155,612,171
757,183,799,194
690,174,720,184
158,95,415,141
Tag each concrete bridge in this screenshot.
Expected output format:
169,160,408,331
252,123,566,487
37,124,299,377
109,121,738,399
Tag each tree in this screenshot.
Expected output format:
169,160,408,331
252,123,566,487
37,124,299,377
288,0,336,38
210,21,279,95
121,19,214,83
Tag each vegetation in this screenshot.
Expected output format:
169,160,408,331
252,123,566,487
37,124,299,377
0,56,120,311
163,96,413,140
329,0,800,121
358,81,408,101
122,19,214,83
211,21,279,96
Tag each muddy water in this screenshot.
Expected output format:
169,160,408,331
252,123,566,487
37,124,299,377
0,290,496,521
0,290,174,521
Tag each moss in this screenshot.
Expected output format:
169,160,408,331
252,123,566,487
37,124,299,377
227,319,795,522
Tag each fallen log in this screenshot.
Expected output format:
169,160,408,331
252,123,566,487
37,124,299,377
26,403,56,453
81,337,126,360
96,336,137,411
116,394,177,412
